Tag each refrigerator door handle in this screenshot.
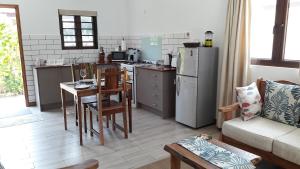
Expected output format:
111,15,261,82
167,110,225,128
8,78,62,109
177,52,181,74
176,76,180,96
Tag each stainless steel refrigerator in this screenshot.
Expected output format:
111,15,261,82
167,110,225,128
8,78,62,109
175,47,218,128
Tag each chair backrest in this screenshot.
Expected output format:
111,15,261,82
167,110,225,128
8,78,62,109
96,67,128,106
71,63,97,82
256,77,299,103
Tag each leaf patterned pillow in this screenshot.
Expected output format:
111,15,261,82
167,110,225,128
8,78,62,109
236,82,262,121
263,80,300,126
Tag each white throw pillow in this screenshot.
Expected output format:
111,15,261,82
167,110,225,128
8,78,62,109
236,82,262,121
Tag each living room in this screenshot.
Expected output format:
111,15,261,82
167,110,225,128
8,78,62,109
0,0,299,169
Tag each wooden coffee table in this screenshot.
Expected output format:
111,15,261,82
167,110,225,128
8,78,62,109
164,137,262,169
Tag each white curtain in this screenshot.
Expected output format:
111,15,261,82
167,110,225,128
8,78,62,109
216,0,251,128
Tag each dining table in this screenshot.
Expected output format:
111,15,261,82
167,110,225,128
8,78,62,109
60,80,132,145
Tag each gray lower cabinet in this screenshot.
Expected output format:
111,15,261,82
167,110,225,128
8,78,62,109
136,67,176,118
34,66,73,111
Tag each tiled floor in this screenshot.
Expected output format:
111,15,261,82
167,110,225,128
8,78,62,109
0,107,220,169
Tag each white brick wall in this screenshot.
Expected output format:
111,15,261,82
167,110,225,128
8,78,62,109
161,33,189,60
21,33,185,103
22,34,140,102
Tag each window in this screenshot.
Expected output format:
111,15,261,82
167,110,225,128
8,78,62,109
251,0,300,68
58,10,98,49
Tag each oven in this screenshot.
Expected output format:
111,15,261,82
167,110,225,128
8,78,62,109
120,63,136,107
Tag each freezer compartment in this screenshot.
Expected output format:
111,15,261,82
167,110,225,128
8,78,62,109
175,75,198,128
177,48,199,77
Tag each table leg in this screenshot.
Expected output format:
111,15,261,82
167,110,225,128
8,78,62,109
61,88,67,130
170,155,181,169
76,96,83,146
127,95,132,133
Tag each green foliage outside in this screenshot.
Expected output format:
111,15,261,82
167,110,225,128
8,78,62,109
0,23,23,95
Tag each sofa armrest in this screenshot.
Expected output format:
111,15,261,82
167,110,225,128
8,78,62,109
218,103,240,121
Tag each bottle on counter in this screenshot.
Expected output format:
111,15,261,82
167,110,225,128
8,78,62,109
98,47,105,64
121,37,127,51
107,53,112,63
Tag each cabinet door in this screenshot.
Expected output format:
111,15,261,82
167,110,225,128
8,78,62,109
37,68,61,104
136,68,152,105
136,68,163,110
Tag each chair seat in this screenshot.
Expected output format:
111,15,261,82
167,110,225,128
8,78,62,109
81,95,97,104
273,129,300,165
222,117,296,152
88,100,124,113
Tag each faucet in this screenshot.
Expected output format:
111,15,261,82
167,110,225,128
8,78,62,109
72,56,82,64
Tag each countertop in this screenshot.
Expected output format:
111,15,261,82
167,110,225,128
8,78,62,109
136,65,176,72
34,62,120,69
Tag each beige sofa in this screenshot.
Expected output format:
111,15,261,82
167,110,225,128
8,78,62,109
219,78,300,169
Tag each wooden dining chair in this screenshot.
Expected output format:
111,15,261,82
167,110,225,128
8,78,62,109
88,67,128,145
71,63,97,133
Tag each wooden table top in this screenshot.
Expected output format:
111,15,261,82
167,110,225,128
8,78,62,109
60,81,132,97
164,138,262,169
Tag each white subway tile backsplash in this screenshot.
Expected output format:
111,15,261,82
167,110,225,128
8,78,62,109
39,40,54,45
53,40,62,45
173,33,185,39
22,34,144,102
23,45,31,51
46,44,61,50
68,50,82,54
22,40,31,46
100,36,112,40
47,54,62,59
25,70,33,76
28,95,35,101
45,35,60,40
27,81,34,86
30,35,45,40
40,50,54,55
26,75,34,81
30,40,39,45
99,39,107,44
31,45,46,50
24,50,39,56
22,35,30,40
55,50,68,55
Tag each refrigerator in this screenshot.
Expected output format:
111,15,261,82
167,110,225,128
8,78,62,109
175,47,218,128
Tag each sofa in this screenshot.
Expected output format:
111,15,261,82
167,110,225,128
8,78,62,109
219,78,300,169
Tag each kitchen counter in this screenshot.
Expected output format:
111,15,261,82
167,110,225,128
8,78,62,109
34,62,120,69
137,65,176,72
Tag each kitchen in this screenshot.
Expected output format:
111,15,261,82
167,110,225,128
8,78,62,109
0,1,226,168
33,31,219,128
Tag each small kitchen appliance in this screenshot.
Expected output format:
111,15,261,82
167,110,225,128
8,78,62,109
204,31,214,47
111,51,127,61
127,48,141,63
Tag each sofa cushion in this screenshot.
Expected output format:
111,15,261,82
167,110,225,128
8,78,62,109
273,129,300,165
222,117,296,152
236,82,262,121
263,80,300,126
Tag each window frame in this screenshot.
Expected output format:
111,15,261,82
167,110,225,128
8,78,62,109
58,14,98,50
251,0,300,68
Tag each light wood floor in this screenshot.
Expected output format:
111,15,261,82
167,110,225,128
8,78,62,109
0,106,220,169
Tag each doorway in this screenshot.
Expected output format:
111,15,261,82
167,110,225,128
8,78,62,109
0,4,31,126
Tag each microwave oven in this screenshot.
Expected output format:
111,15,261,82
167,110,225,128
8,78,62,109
111,51,127,61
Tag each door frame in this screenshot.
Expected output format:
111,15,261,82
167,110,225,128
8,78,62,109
0,4,31,107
